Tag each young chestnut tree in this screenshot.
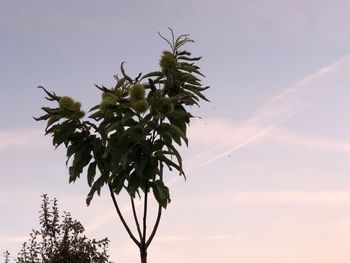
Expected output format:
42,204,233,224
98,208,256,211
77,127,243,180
35,30,209,263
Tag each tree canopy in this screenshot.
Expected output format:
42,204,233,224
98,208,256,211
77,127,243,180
35,30,209,209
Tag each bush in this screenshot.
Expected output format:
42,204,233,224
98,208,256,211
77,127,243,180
4,194,111,263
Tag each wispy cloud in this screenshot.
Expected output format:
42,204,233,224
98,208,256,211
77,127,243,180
154,234,232,242
188,118,350,155
0,128,49,150
193,190,350,206
251,54,350,126
0,235,27,243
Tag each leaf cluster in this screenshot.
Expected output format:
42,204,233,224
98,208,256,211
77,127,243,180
35,30,209,209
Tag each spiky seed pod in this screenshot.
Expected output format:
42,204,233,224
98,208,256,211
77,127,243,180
160,51,177,73
102,92,109,100
100,99,114,111
72,102,81,111
57,97,84,119
59,96,75,109
100,93,118,110
131,99,149,113
71,102,85,118
102,92,118,102
129,84,145,102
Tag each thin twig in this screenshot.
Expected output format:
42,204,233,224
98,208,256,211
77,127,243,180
108,183,141,248
158,31,173,49
168,27,175,49
131,197,143,240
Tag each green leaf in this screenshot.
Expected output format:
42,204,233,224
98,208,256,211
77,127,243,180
167,115,186,135
127,171,141,198
89,104,100,112
178,63,204,77
66,137,86,163
161,131,172,145
164,144,184,176
180,73,201,86
88,110,103,120
134,154,149,179
69,143,92,183
141,71,164,80
52,122,77,148
143,156,158,181
86,175,105,206
87,162,97,187
111,172,126,194
177,55,201,61
177,50,191,56
183,85,210,102
160,123,188,146
33,113,51,121
151,180,170,208
155,152,181,172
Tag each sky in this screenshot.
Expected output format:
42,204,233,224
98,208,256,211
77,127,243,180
1,0,350,262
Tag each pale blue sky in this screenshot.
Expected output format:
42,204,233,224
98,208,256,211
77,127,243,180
2,1,350,262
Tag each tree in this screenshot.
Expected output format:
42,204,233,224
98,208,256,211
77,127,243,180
3,251,10,263
35,29,209,262
3,194,110,263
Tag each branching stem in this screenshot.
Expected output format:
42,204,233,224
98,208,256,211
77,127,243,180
146,163,163,248
108,183,141,248
131,197,143,240
142,184,149,246
146,204,162,249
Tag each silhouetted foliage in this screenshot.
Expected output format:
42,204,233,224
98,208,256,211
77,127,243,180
35,29,209,262
3,194,110,263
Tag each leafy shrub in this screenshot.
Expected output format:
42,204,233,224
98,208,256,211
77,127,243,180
4,194,111,263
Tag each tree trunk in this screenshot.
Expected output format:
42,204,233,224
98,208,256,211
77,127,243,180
140,249,147,263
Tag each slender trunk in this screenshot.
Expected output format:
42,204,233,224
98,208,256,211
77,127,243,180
141,183,148,263
140,248,147,263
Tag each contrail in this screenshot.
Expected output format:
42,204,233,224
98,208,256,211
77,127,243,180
195,54,350,165
249,54,350,128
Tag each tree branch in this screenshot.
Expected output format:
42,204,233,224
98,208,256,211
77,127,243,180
108,183,141,248
146,204,162,249
146,163,164,248
142,184,149,247
131,197,143,241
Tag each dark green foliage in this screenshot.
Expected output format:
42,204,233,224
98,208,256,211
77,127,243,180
11,194,110,263
35,30,209,210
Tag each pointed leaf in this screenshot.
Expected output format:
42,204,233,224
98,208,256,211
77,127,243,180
141,71,164,80
87,162,97,187
151,180,170,208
